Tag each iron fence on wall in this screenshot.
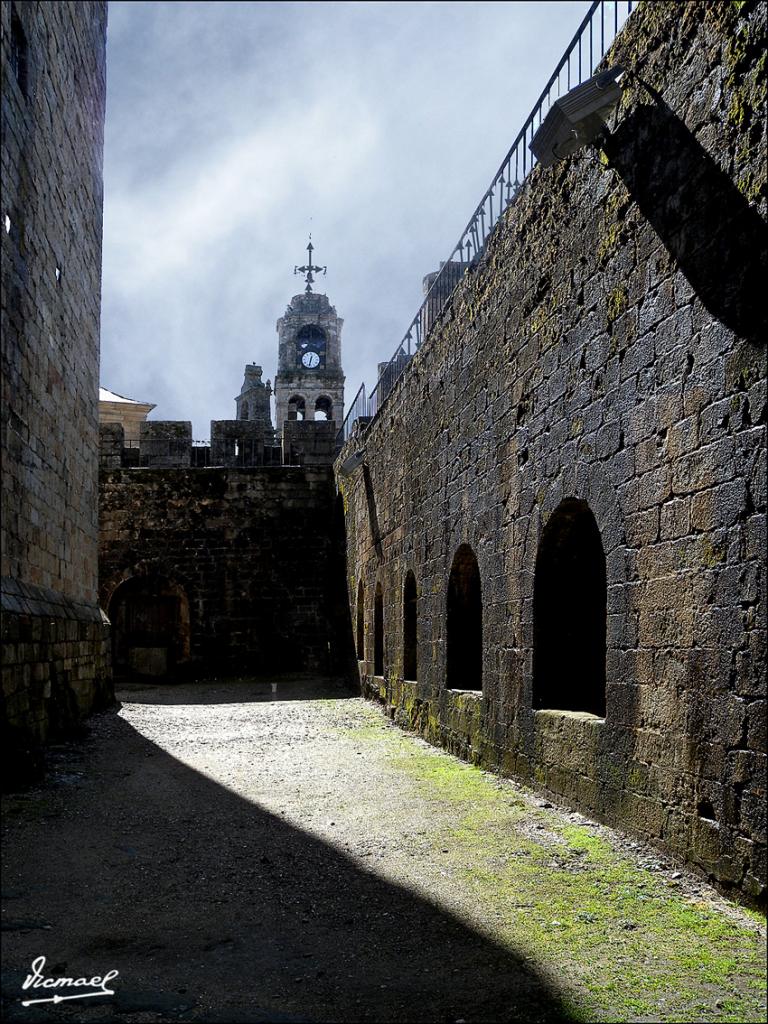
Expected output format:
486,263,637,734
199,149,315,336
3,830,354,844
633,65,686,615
111,440,294,468
337,0,635,449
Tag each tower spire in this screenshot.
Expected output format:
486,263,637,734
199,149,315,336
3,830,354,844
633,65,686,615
294,234,327,293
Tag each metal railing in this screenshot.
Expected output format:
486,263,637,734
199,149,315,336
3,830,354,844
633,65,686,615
105,440,294,468
337,0,634,448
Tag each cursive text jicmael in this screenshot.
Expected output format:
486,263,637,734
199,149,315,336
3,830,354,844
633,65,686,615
21,956,118,1006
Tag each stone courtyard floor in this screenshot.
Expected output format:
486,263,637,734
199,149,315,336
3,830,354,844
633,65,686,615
2,677,766,1023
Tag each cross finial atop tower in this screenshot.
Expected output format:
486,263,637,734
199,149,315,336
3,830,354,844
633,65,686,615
294,234,327,293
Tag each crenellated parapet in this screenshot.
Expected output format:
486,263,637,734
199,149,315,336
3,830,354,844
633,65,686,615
99,418,337,469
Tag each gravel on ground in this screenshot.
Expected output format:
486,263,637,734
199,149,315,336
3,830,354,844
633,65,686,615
2,676,765,1023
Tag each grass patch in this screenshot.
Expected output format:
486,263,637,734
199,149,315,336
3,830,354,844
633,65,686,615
349,716,767,1023
391,749,503,805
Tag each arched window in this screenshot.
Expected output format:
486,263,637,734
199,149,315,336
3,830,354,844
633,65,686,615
297,324,326,348
403,571,418,681
446,545,482,691
533,498,606,716
356,580,365,661
374,582,384,676
288,395,306,421
315,395,333,421
296,325,326,369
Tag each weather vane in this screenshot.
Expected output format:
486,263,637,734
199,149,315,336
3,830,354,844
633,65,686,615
294,234,327,293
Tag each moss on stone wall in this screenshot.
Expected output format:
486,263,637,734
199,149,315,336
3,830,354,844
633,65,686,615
340,0,767,904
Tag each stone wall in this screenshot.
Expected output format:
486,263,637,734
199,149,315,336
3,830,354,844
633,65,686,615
338,1,766,901
139,421,192,468
282,420,337,467
1,0,112,774
100,467,344,677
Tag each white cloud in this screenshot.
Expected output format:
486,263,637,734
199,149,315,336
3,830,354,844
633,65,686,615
104,101,378,291
101,1,594,435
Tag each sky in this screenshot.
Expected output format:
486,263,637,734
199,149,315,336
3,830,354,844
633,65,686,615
101,0,595,439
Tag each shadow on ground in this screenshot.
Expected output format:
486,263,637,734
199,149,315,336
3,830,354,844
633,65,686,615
2,682,573,1024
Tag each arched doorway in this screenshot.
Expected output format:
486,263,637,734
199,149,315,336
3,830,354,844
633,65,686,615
108,575,190,678
533,498,607,716
403,571,418,681
446,545,482,691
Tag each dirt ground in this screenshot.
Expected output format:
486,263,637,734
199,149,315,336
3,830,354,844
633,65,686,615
2,677,766,1023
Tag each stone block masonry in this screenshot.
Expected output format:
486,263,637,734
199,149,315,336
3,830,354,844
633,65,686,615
139,420,192,468
283,420,337,467
338,1,766,902
1,579,111,757
1,0,112,776
100,467,342,677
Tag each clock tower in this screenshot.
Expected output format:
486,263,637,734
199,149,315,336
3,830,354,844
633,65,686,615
274,238,345,437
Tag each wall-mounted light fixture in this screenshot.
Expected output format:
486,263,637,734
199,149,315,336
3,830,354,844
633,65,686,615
530,66,625,168
337,449,365,477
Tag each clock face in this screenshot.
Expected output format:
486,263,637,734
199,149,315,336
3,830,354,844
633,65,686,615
301,350,320,368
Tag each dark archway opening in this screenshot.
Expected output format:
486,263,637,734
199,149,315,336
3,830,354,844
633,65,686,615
374,582,384,676
108,575,190,679
533,498,607,716
446,545,482,691
356,580,365,661
288,395,306,421
315,395,333,421
403,571,418,681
